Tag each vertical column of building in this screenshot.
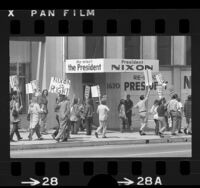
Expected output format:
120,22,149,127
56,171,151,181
44,37,65,129
105,36,124,130
141,36,157,59
171,36,186,96
67,37,85,100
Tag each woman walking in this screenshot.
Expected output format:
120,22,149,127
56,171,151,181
150,99,159,135
38,89,48,135
10,94,23,142
28,97,43,140
118,99,127,133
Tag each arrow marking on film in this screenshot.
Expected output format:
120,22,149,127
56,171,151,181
21,178,40,186
117,177,134,186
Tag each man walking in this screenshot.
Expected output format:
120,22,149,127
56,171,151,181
134,86,150,135
95,98,110,138
125,94,133,131
167,94,179,135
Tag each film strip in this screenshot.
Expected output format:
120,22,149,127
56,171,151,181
0,9,199,187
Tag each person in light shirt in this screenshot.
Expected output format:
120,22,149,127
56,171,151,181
133,86,150,136
177,97,184,133
167,94,179,135
95,99,110,138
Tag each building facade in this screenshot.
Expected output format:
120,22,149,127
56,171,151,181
9,36,191,130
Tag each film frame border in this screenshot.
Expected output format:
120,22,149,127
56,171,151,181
0,9,199,186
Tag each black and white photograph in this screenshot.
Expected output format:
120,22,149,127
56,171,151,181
9,36,192,158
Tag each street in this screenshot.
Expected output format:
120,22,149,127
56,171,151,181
11,142,191,158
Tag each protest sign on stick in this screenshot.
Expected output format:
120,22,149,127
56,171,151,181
49,77,71,96
91,85,101,104
10,75,20,91
84,85,90,100
144,69,153,86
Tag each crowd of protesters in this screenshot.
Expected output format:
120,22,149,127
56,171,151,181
117,86,192,138
10,86,192,142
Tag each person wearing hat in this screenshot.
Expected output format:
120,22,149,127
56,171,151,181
125,94,133,131
95,98,110,138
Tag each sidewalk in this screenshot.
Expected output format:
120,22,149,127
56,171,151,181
10,129,191,151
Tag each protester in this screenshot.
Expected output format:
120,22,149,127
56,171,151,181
38,89,48,135
84,98,94,135
134,86,150,135
51,94,61,139
157,98,168,138
150,99,159,135
70,98,80,134
184,95,192,135
55,94,71,142
167,94,179,135
27,97,43,141
95,98,110,138
10,93,23,142
78,99,86,131
118,99,127,133
125,94,133,131
177,97,184,133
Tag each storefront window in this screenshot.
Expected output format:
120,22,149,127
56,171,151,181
124,36,140,59
186,36,191,65
85,37,104,58
157,36,171,65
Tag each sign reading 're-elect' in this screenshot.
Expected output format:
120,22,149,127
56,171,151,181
65,59,159,73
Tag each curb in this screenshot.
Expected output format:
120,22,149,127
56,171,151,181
10,136,191,151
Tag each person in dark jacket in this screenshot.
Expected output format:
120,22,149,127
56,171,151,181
184,95,192,135
157,98,168,138
125,94,133,131
84,98,94,135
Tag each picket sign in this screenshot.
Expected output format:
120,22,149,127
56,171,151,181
84,85,90,99
91,85,101,98
31,80,39,91
10,75,19,91
25,83,34,94
48,77,71,96
144,69,153,86
157,85,163,99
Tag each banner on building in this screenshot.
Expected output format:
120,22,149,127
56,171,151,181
25,83,34,94
144,69,153,86
84,85,90,99
65,59,159,73
10,75,19,91
91,85,100,98
48,77,71,96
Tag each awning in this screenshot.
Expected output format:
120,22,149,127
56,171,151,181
65,59,159,73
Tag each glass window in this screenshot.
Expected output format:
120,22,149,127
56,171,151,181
83,37,104,85
186,36,191,66
85,37,104,58
157,36,171,65
124,36,140,59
